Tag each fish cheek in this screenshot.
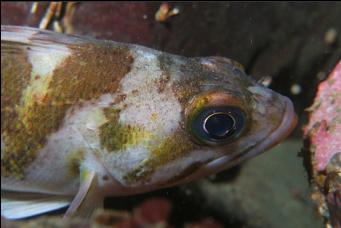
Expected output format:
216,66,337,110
123,129,198,185
160,161,205,187
98,108,153,152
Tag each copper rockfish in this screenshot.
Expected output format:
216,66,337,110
1,26,297,219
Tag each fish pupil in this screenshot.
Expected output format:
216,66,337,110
189,105,245,145
204,112,236,139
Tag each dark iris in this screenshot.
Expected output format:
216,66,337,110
189,106,245,145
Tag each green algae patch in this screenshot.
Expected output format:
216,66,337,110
99,108,153,152
123,159,154,185
123,130,197,184
1,43,133,179
151,131,196,166
67,150,85,176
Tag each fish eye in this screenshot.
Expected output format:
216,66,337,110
189,106,246,145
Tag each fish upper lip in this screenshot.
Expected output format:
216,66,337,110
236,95,298,162
175,96,298,184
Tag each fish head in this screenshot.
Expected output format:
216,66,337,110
168,56,297,184
112,54,297,192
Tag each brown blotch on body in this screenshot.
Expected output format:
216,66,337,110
1,42,133,178
171,59,203,107
112,94,127,105
172,77,201,109
1,48,32,133
131,89,139,96
156,74,170,93
1,47,32,179
157,54,172,93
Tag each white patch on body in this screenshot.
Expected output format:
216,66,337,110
119,48,181,133
28,43,70,78
99,48,183,187
21,43,71,106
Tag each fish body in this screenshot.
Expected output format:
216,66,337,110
1,26,297,219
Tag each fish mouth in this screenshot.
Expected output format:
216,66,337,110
176,96,298,184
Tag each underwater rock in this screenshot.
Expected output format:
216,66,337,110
184,217,224,228
133,197,172,226
304,60,341,228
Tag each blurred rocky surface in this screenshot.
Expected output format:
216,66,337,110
304,61,341,228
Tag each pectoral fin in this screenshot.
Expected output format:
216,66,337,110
1,191,72,219
64,168,103,218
